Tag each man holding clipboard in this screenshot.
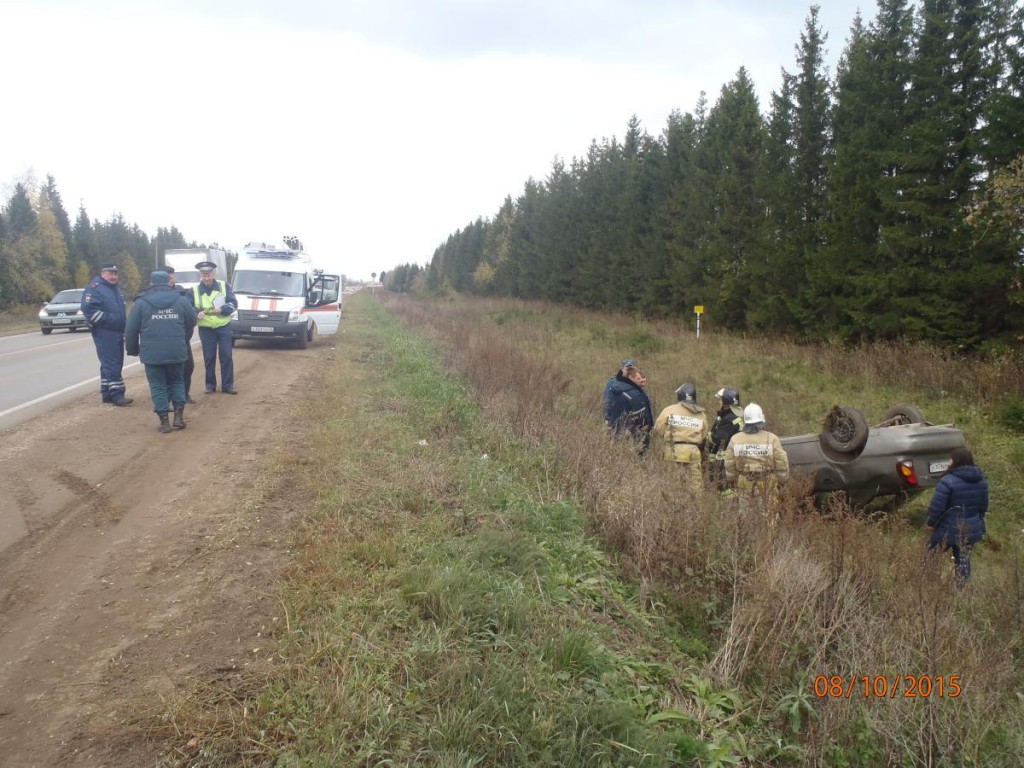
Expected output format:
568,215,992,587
193,260,239,394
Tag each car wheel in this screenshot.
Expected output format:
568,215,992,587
295,322,309,349
881,404,925,425
41,327,52,335
820,405,869,453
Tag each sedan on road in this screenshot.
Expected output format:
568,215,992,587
39,289,88,334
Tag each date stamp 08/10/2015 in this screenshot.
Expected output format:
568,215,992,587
813,674,962,699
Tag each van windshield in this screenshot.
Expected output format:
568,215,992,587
233,270,306,297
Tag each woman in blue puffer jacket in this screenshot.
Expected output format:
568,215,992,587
926,447,989,586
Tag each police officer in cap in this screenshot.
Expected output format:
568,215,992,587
192,260,239,394
81,263,133,405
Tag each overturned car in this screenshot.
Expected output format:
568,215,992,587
781,405,965,506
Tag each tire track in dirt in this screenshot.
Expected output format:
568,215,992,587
0,341,332,766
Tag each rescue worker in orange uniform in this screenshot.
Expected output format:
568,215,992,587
652,383,710,490
725,403,790,520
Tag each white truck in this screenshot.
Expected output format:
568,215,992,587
163,247,229,290
230,241,342,348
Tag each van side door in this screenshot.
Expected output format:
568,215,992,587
304,274,342,335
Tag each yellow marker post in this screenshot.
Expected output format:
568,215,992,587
694,305,704,339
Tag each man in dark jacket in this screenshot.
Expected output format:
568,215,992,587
125,271,198,433
926,447,989,586
706,387,743,490
602,359,653,454
164,266,197,404
81,263,133,406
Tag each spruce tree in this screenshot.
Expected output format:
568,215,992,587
699,68,767,331
822,1,916,339
880,0,992,343
655,107,708,319
3,183,38,238
71,206,100,278
756,71,801,332
785,5,833,334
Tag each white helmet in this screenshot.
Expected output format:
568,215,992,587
743,403,765,425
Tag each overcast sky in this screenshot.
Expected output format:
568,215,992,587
1,0,869,281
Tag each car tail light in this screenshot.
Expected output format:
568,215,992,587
897,459,919,486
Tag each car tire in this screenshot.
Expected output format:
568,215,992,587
41,327,52,335
881,404,925,426
820,405,869,454
296,321,315,349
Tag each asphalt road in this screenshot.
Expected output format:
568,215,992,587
0,328,196,431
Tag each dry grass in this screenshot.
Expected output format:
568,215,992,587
383,292,1024,765
0,305,39,335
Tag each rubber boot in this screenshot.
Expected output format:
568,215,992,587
172,405,186,430
158,412,172,433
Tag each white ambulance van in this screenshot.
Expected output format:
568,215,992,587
230,242,342,348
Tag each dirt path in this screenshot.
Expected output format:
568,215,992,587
0,340,330,766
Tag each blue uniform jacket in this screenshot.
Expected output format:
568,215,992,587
604,374,653,437
926,464,989,546
81,276,127,332
125,285,198,364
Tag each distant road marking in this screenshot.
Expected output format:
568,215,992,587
0,336,91,358
0,337,200,418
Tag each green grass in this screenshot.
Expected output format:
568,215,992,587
153,292,1024,767
156,293,761,767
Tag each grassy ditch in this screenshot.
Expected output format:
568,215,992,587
157,292,1024,766
378,293,1024,766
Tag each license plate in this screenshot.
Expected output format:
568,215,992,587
52,318,70,324
251,326,274,332
929,459,951,474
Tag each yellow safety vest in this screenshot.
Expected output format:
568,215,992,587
193,282,232,329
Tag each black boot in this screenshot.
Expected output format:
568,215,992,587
173,405,186,430
158,412,171,433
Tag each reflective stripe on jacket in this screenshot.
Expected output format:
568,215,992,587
653,403,709,463
724,430,790,485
